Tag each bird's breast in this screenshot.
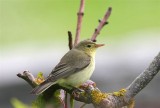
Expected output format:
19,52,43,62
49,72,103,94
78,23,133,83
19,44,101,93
60,58,95,87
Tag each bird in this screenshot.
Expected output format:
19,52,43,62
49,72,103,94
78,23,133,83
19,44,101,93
31,39,104,95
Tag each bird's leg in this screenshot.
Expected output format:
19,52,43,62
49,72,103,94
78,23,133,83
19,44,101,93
71,87,84,97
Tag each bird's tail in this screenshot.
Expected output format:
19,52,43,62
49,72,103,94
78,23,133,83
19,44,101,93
31,81,56,95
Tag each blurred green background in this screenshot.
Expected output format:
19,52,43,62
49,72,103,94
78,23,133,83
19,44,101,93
0,0,160,108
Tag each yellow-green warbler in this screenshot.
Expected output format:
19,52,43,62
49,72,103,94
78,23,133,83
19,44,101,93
31,39,104,95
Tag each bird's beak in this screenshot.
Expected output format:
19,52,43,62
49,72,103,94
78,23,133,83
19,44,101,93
95,44,105,48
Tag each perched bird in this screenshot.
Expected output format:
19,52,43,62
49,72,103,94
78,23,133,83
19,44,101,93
31,39,104,95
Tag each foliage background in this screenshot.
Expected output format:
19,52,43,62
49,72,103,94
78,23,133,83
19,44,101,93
0,0,160,108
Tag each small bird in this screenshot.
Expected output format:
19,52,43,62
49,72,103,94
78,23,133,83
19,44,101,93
31,39,104,95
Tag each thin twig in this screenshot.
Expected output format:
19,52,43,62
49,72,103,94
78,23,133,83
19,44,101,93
59,90,66,108
68,31,73,50
74,0,85,46
91,7,112,42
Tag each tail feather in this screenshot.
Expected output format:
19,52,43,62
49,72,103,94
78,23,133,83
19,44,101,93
31,81,55,95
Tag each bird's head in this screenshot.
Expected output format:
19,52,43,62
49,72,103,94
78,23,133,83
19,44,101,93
74,39,105,56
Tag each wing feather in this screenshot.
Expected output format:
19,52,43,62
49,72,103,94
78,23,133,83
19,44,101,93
31,49,91,95
46,49,91,82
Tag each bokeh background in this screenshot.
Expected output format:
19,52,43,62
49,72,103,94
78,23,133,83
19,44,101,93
1,0,160,108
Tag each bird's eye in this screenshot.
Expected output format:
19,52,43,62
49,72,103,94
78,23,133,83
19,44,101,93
87,45,91,48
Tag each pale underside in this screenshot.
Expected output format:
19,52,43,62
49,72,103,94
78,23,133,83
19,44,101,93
57,57,95,88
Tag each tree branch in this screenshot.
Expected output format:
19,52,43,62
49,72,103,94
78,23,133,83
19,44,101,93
17,52,160,107
125,51,160,101
74,0,85,46
91,7,112,42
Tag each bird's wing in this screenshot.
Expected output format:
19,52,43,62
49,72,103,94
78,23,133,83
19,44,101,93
31,49,91,95
46,49,91,82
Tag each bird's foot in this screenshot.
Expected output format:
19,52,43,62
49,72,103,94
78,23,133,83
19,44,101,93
71,87,84,98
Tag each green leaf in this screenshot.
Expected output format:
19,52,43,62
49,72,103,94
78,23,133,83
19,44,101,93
11,98,29,108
